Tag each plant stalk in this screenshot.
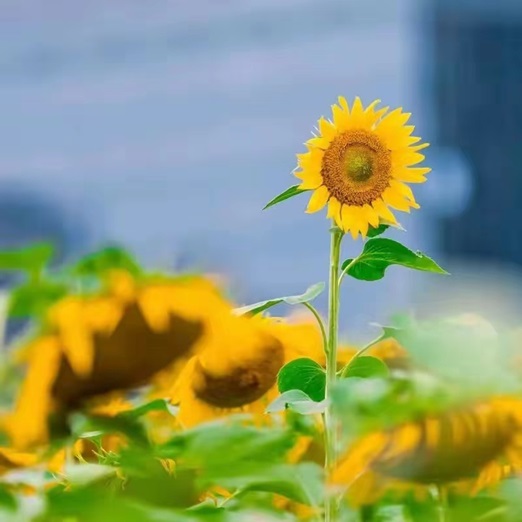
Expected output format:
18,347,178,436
324,225,343,522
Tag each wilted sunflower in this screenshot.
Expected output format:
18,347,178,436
170,316,324,427
295,96,430,238
7,272,231,448
332,397,522,506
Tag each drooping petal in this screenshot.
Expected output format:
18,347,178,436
306,186,330,213
341,205,356,232
327,197,342,223
362,204,379,228
393,167,431,183
390,180,417,203
372,199,398,224
382,187,413,212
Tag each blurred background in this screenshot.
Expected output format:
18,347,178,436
1,0,521,340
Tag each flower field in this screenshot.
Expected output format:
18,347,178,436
0,97,520,521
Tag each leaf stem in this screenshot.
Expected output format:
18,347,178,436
337,258,356,286
302,302,328,354
324,225,343,522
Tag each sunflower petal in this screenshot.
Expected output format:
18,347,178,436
318,117,336,141
332,103,349,130
327,197,342,223
306,186,330,213
362,204,379,228
338,96,350,113
372,199,398,224
382,187,413,212
297,169,323,189
390,180,416,202
393,167,431,183
341,205,356,232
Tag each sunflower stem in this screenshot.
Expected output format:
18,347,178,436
324,225,343,522
433,485,448,522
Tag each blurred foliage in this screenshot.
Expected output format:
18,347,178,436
0,241,521,521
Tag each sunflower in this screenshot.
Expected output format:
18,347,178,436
7,273,230,449
332,397,522,506
295,96,430,238
170,315,324,427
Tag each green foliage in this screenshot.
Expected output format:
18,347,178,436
392,317,519,394
263,185,308,210
235,282,325,316
8,280,68,318
0,242,54,278
277,357,326,401
341,355,390,379
119,399,179,420
341,238,448,281
266,390,326,415
366,224,390,238
72,245,142,279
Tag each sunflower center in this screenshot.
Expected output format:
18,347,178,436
344,145,375,182
321,129,391,206
192,335,284,409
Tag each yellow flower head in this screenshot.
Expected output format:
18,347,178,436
171,315,324,427
338,338,410,371
7,274,230,448
332,397,522,505
296,96,430,238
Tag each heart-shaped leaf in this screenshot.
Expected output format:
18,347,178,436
341,356,390,379
277,358,326,401
342,238,448,282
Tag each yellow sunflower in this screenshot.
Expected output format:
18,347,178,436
170,315,324,427
7,272,230,449
295,96,430,238
332,397,522,506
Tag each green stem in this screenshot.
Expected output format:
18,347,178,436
324,225,343,522
303,302,328,353
432,485,448,522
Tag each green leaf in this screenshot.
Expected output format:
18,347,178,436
342,238,448,281
0,486,17,512
0,242,54,275
71,413,149,446
8,281,68,318
159,423,294,468
227,462,324,507
266,390,326,415
366,224,390,238
277,358,326,401
263,185,308,210
235,282,325,316
63,463,117,487
72,246,142,278
120,399,179,420
341,356,390,379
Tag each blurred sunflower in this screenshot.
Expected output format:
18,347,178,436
7,272,231,448
170,316,324,427
332,397,522,506
295,96,430,238
338,338,410,371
